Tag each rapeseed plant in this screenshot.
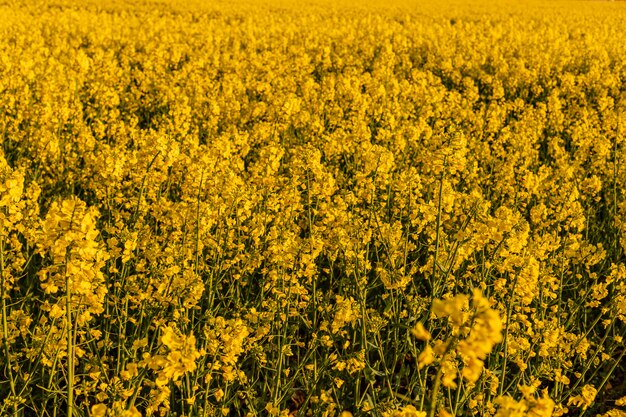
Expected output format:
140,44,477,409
1,0,626,416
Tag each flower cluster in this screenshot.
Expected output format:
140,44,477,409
1,0,626,416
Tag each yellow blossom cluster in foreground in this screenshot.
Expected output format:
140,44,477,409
1,0,626,416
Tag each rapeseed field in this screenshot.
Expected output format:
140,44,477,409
1,0,626,416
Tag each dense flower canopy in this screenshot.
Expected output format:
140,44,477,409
1,0,626,416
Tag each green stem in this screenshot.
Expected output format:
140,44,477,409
428,360,444,417
431,156,447,298
65,259,74,417
428,340,456,417
1,238,19,415
499,272,518,396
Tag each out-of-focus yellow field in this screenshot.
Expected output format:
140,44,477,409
1,0,626,416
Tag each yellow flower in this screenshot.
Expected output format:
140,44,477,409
456,291,503,383
528,391,555,417
161,325,185,351
411,322,431,341
431,294,469,329
122,407,142,417
567,384,597,410
598,411,626,417
91,404,107,417
495,395,527,417
387,405,426,417
417,344,435,369
438,409,453,417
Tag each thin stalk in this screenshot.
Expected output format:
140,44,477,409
431,156,447,298
428,340,456,417
428,356,445,417
594,327,626,396
562,317,616,401
613,122,619,256
1,238,19,415
499,272,519,396
65,259,74,417
131,151,161,229
195,170,204,276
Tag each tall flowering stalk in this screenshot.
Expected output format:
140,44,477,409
37,198,109,416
